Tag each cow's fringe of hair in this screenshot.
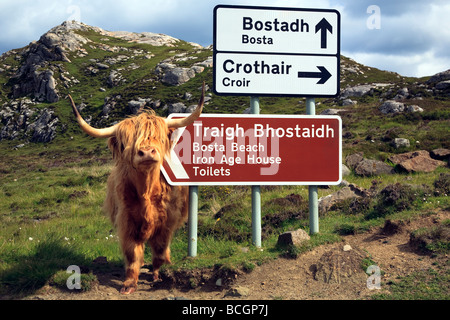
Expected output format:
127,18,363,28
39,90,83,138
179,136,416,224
108,111,172,164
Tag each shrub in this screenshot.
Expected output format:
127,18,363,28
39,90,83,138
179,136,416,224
242,261,256,273
334,223,356,235
346,197,375,215
410,224,450,254
278,244,302,259
366,183,424,219
334,223,371,235
434,173,450,195
51,270,98,292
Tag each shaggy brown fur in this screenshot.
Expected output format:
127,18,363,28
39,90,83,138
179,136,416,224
103,112,188,295
69,83,204,295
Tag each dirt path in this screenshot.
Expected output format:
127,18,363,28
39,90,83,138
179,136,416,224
24,210,449,301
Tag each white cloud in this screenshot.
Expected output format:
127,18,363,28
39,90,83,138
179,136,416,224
0,0,448,77
337,0,450,76
343,50,448,78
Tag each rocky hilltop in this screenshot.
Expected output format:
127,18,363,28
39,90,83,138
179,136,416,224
0,21,210,142
0,21,448,152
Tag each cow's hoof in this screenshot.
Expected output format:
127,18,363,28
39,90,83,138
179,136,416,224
120,285,136,295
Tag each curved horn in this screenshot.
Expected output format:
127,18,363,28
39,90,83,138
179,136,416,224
165,82,205,129
68,94,118,138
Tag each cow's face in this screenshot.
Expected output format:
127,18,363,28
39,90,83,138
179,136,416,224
108,114,172,172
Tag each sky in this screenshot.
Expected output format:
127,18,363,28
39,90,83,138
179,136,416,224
0,0,449,78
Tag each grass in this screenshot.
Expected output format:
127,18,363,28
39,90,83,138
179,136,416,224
372,268,450,300
1,141,448,298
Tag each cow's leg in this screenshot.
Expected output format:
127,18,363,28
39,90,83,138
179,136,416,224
149,230,173,281
120,238,144,295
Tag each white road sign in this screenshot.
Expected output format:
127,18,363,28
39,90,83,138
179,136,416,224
213,5,341,97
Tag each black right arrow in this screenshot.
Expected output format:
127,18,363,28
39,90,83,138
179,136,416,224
315,18,333,49
298,66,332,84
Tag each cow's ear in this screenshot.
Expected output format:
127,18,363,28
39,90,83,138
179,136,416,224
108,136,122,159
168,127,175,138
167,128,176,148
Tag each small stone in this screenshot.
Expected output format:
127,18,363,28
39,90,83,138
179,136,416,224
354,159,395,176
343,245,352,252
277,229,310,247
240,247,249,253
226,286,250,297
406,105,423,113
379,100,405,114
430,148,450,161
345,152,364,170
342,164,351,177
96,63,109,69
392,138,410,149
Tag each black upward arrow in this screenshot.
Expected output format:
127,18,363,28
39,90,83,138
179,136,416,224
315,18,333,49
298,66,332,84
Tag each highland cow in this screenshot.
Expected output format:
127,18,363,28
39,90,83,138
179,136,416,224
68,83,205,294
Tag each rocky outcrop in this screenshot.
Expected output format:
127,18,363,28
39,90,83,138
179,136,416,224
0,99,59,142
355,160,395,177
379,100,405,114
155,54,209,86
426,69,450,84
157,64,205,86
426,69,450,96
11,21,90,103
435,80,450,90
27,109,59,143
389,151,446,173
40,22,89,53
0,100,35,140
430,148,450,161
346,153,395,176
340,84,375,99
106,70,125,87
379,100,424,114
162,67,197,86
12,50,61,103
318,183,370,213
99,31,181,47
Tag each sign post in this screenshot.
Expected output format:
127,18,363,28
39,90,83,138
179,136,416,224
212,5,340,241
306,98,319,235
188,186,198,257
250,96,262,247
181,5,341,255
213,5,340,97
162,115,342,185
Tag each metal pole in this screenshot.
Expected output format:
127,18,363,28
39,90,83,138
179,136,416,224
308,185,319,234
306,97,316,116
250,96,262,247
252,186,261,247
306,98,319,235
188,186,198,257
